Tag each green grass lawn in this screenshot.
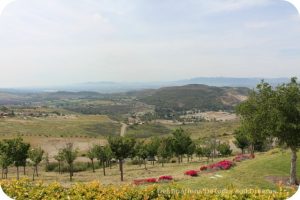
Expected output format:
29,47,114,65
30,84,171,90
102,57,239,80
0,115,121,138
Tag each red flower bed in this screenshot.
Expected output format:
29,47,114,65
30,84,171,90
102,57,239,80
184,170,198,177
200,160,234,171
233,154,255,162
133,178,157,185
158,175,173,181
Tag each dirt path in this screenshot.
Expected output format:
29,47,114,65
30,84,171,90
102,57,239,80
120,123,127,137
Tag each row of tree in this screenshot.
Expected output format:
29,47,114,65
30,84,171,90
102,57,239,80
0,138,43,180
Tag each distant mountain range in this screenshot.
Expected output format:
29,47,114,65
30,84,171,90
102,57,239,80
0,77,290,93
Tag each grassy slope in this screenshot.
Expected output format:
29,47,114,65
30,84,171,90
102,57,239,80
6,149,299,190
165,120,240,139
126,123,172,138
179,150,300,190
0,115,121,138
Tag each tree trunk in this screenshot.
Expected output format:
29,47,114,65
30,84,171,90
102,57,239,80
36,165,39,177
290,148,298,185
144,159,147,170
187,156,190,163
58,161,61,174
69,164,73,181
250,144,255,156
91,159,95,172
16,166,19,180
102,160,106,176
23,166,26,175
119,159,124,181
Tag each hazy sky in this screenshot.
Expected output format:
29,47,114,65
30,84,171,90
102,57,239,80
0,0,299,87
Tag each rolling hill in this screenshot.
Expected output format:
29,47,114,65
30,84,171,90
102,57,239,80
136,84,249,112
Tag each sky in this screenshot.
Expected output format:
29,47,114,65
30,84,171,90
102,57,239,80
0,0,299,87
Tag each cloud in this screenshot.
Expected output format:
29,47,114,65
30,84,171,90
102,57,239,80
200,0,271,14
0,0,15,16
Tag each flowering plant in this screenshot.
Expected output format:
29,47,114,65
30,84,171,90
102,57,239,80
200,166,208,171
158,176,173,181
184,170,198,176
201,160,234,171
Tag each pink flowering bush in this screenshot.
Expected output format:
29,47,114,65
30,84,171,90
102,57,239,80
200,160,235,171
158,176,173,181
184,170,198,177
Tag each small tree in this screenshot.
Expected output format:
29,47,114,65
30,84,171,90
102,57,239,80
28,147,44,180
195,146,203,161
61,143,78,181
108,136,135,181
135,140,149,169
187,142,196,162
0,140,13,179
54,150,64,174
147,137,160,165
94,145,108,176
233,130,250,154
202,146,212,163
217,142,232,157
87,146,97,172
9,138,30,179
157,137,173,167
171,128,192,163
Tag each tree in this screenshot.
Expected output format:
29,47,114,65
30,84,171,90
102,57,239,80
157,137,173,167
233,130,250,154
108,136,135,181
237,78,300,185
146,137,160,165
87,146,97,172
54,150,64,174
171,128,192,163
94,145,109,176
201,146,212,163
135,140,149,169
8,138,30,179
61,143,78,181
187,142,196,162
28,147,44,180
104,145,113,169
236,81,274,156
272,78,300,185
217,142,232,157
195,145,203,161
0,140,13,179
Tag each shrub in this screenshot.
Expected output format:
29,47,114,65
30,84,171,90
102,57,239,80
158,176,173,181
207,160,234,170
200,166,208,171
1,179,294,200
184,170,198,177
